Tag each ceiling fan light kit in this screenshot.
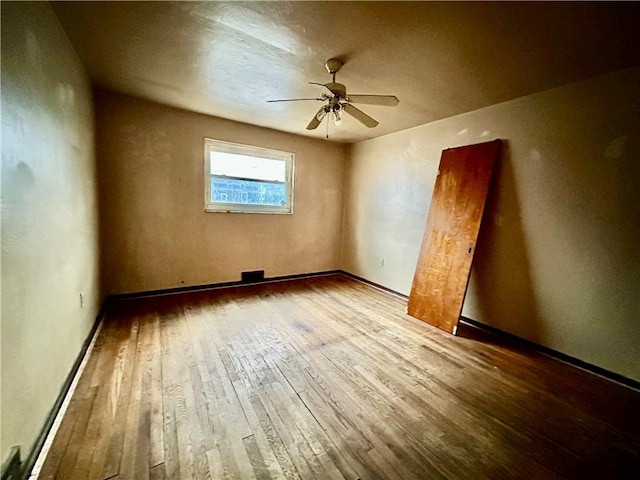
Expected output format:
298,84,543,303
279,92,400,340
267,57,399,136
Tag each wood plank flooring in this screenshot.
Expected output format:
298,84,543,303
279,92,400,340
38,274,640,479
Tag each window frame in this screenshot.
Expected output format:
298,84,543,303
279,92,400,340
204,138,295,214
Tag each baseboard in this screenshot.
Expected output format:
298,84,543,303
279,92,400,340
106,270,343,302
16,305,106,480
460,316,640,392
337,271,409,299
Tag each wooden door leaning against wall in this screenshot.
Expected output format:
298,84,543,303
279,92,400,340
408,139,501,334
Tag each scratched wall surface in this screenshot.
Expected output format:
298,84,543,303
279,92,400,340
96,91,347,295
1,2,100,464
342,67,640,382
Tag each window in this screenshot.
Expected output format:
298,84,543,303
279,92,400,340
204,138,294,214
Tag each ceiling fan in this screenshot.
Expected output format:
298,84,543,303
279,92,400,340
267,58,399,133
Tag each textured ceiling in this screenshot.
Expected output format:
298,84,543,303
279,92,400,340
52,1,640,143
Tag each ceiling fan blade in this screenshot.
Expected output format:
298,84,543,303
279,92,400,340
309,82,336,95
346,95,399,106
306,107,326,130
343,103,379,128
267,98,323,103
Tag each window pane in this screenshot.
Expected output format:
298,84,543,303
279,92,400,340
210,151,286,182
211,178,287,207
204,138,293,214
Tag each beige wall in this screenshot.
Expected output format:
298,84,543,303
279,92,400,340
342,68,640,382
96,91,347,295
1,5,636,468
1,2,100,463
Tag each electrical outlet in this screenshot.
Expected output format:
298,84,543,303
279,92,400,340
378,258,385,268
80,292,84,308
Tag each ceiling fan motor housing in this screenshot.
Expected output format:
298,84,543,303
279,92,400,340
326,82,347,98
268,57,398,133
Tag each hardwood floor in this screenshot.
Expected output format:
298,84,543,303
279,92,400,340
38,274,640,479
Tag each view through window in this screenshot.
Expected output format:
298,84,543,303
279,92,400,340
204,138,294,213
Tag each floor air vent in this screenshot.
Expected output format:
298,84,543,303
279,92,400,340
241,270,265,283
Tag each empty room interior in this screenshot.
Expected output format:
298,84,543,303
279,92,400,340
2,2,640,479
